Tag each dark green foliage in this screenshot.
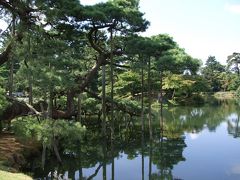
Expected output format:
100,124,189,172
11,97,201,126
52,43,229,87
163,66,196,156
205,56,225,72
0,87,8,114
156,48,201,74
202,56,225,92
114,71,141,96
0,67,8,113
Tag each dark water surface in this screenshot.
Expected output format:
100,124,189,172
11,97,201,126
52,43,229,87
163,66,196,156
25,100,240,180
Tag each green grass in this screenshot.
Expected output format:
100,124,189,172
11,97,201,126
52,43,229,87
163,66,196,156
0,170,32,180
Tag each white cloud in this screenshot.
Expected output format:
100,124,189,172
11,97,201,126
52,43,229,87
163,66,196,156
225,3,240,14
231,164,240,174
189,133,200,140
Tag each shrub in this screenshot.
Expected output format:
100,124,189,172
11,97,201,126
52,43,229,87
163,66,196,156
12,117,86,148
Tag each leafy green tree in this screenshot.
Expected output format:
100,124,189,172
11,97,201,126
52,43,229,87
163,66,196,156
163,73,195,99
186,75,210,93
217,72,240,91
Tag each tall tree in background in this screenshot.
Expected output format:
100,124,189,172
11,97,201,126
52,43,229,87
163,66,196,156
202,56,225,92
227,52,240,75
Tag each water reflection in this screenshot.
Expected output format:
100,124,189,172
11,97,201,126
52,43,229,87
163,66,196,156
227,113,240,138
21,100,240,179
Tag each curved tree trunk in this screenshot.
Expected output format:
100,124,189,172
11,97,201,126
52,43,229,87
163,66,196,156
0,42,13,66
0,97,41,122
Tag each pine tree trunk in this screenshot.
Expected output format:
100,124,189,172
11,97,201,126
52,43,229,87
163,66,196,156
28,35,33,105
8,14,15,97
102,65,106,136
66,89,75,116
47,86,53,119
160,71,163,132
8,58,14,97
110,28,114,140
41,143,46,169
148,56,152,139
52,137,62,163
77,94,82,123
141,55,145,133
28,74,33,105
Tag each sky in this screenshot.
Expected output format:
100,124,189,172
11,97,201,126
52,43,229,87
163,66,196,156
1,0,240,64
80,0,240,64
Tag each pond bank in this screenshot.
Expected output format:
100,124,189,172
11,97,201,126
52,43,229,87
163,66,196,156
0,131,40,178
170,92,236,106
214,91,235,99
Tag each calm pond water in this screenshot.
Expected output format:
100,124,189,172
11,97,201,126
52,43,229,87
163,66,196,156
24,100,240,180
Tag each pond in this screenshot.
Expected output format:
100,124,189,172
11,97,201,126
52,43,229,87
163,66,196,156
22,100,240,180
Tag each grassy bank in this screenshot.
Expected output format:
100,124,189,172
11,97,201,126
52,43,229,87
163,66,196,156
0,170,32,180
0,131,40,180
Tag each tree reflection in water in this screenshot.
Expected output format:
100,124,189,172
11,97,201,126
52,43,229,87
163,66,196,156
20,99,240,179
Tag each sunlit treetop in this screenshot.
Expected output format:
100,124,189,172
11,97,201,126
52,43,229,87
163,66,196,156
81,0,149,33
